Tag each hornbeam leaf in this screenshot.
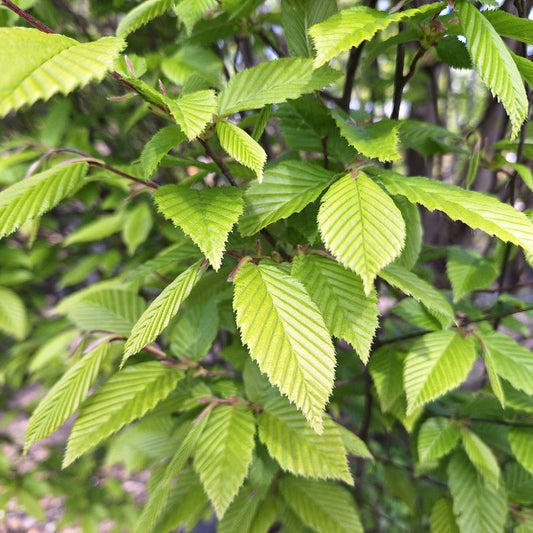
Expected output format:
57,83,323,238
456,0,527,138
233,262,336,433
123,261,205,363
141,126,187,178
280,477,364,533
239,160,334,237
64,362,184,466
446,248,498,302
216,121,267,182
258,393,352,484
136,415,210,533
332,112,401,162
368,346,406,412
0,162,88,239
404,331,476,414
292,254,378,363
508,428,533,477
484,10,533,46
281,0,337,58
461,429,500,490
0,28,124,117
309,3,443,68
318,172,405,295
154,185,243,269
376,170,533,256
218,58,314,117
0,287,27,340
417,417,460,465
166,90,217,140
193,406,256,518
174,0,218,35
448,451,507,533
480,332,533,396
25,343,110,453
117,0,175,38
430,499,459,533
63,288,146,336
380,263,454,328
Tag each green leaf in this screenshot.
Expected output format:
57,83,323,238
309,3,443,68
393,200,423,270
318,172,406,295
278,97,354,161
393,298,443,332
480,332,533,396
292,254,378,363
64,362,184,467
218,58,314,117
25,343,110,453
217,483,265,533
216,121,267,182
448,451,507,533
123,203,153,255
398,120,462,157
0,286,27,340
193,406,256,518
509,428,533,477
332,112,401,162
239,160,334,236
404,331,476,414
436,37,472,70
280,477,364,533
136,414,210,533
154,468,208,533
460,429,500,489
233,262,336,433
154,185,244,269
430,499,459,533
62,288,146,336
166,90,217,140
141,125,186,178
117,0,175,38
0,162,87,239
376,170,533,256
63,211,125,246
369,346,406,412
123,261,205,362
337,426,373,461
0,28,124,117
175,0,218,35
456,0,527,138
417,417,460,465
161,46,222,87
281,0,337,57
484,9,533,46
169,297,218,360
380,263,454,328
446,248,498,302
257,393,352,484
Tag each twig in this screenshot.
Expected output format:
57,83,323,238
1,0,54,32
199,139,238,187
354,370,374,504
26,147,158,189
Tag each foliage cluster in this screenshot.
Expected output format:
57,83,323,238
1,0,533,531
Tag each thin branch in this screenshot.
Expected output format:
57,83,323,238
354,370,374,504
340,46,366,111
27,148,159,189
199,139,238,187
0,0,55,32
390,23,406,122
256,28,286,58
